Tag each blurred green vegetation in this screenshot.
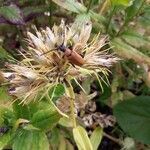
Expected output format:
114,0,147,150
0,0,150,149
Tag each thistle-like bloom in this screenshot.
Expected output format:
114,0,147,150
1,20,119,104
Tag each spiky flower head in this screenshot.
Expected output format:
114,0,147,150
1,20,119,104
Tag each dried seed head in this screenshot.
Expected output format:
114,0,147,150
1,20,119,103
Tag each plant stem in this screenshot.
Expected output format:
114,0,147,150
106,6,116,33
99,0,110,15
67,81,76,128
115,21,127,36
87,0,93,13
103,132,122,145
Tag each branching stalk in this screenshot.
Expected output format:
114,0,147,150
103,132,122,145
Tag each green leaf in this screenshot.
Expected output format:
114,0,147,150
52,0,86,13
31,106,61,130
90,127,103,150
23,124,40,131
13,130,49,150
22,6,50,18
52,0,105,28
125,0,145,22
122,30,150,48
111,0,133,6
98,83,111,103
59,117,73,128
112,38,150,66
113,96,150,144
0,4,24,25
49,84,65,102
139,5,150,26
74,13,91,27
13,102,38,120
0,107,16,126
0,46,12,61
89,11,106,23
37,101,55,110
73,126,93,150
0,132,11,150
0,87,11,102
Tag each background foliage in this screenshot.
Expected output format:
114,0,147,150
0,0,150,149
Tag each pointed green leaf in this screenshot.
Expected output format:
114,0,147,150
52,0,86,13
52,0,105,23
0,4,24,25
13,130,49,150
122,30,150,48
90,127,103,150
73,126,93,150
75,13,91,23
114,96,150,144
112,38,150,65
13,102,38,120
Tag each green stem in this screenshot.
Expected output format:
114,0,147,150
99,0,110,15
115,21,127,36
67,81,76,128
106,6,116,33
86,0,93,13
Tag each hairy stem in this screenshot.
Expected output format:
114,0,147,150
67,81,77,128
